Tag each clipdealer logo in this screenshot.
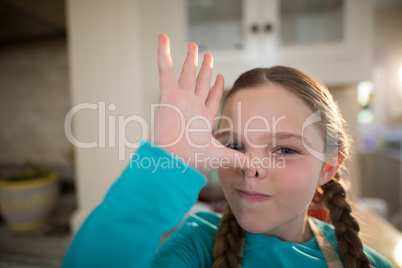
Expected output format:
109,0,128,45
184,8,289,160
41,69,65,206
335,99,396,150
64,101,339,165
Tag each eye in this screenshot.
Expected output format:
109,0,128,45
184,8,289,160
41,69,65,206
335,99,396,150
274,147,298,155
226,143,243,152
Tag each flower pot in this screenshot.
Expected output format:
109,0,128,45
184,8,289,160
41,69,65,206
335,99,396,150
0,173,59,231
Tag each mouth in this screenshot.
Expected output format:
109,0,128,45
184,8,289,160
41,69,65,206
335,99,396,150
237,190,271,202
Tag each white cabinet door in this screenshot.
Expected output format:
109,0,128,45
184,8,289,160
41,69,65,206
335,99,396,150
271,0,373,85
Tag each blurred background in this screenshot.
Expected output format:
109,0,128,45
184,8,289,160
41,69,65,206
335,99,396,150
0,0,401,267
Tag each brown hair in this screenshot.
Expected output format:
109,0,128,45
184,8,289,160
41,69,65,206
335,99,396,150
212,66,372,268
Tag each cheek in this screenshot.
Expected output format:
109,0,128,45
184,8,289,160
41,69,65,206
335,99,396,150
277,160,321,200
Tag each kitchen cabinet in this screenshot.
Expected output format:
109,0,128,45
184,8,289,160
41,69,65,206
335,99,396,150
163,0,373,86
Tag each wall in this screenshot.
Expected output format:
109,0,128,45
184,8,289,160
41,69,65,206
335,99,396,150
0,38,72,167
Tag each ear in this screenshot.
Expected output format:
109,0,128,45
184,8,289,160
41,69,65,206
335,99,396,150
318,155,345,186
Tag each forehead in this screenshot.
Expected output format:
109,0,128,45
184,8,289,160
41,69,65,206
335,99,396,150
221,84,314,133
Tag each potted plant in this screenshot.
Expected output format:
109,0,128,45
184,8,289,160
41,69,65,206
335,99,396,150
0,164,59,231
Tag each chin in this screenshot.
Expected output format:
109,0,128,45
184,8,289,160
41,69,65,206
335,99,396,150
235,214,269,234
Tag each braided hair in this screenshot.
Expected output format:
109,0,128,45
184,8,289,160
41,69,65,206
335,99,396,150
212,206,243,268
322,173,371,267
212,66,372,268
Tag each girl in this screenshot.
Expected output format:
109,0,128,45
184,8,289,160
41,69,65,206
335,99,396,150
62,34,392,268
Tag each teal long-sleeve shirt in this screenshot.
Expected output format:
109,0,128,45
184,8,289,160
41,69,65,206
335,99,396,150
62,141,393,268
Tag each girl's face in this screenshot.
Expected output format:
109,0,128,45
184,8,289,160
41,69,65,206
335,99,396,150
217,83,330,243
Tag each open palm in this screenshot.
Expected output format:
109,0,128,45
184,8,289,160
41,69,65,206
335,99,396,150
152,34,253,175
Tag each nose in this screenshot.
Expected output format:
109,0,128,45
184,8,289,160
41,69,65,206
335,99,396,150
241,152,268,179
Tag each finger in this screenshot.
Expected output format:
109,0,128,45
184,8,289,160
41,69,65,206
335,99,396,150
158,34,176,91
216,147,256,175
194,53,213,101
205,74,225,116
178,42,198,91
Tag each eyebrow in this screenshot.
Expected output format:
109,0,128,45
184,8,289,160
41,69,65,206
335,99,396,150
267,132,312,147
214,130,312,147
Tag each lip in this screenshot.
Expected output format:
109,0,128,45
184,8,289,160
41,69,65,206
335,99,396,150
237,190,271,202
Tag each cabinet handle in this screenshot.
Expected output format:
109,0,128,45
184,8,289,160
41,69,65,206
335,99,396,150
251,24,259,33
265,23,273,32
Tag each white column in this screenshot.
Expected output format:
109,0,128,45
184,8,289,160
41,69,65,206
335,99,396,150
66,0,143,233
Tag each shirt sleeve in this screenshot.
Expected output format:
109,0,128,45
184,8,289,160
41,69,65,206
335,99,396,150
61,141,207,268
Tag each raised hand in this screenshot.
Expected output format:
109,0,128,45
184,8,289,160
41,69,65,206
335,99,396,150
152,34,254,175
